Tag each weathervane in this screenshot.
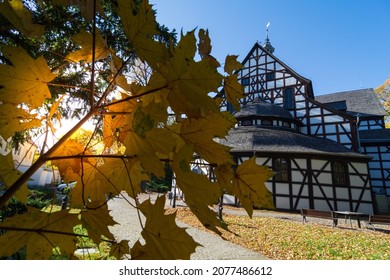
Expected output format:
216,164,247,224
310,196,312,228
266,21,270,40
263,21,275,54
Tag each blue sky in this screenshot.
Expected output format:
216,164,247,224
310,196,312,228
150,0,390,96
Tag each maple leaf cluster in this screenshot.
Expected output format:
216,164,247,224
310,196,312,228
0,0,273,259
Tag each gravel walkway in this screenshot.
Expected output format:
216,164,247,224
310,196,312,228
107,193,269,260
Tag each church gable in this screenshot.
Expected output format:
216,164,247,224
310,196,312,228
234,42,314,117
220,42,359,151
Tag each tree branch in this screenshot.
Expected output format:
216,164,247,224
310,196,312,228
0,111,94,208
89,0,98,110
0,225,116,244
96,84,169,110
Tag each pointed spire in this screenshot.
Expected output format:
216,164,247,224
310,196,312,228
263,21,275,54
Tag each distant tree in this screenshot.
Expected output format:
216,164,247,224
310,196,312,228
375,76,390,127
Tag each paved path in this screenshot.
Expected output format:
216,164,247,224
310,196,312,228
107,193,268,260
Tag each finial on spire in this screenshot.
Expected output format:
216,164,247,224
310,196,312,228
266,21,270,39
263,21,275,54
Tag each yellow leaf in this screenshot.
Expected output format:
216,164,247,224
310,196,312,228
0,153,29,203
197,29,220,68
130,195,200,259
180,111,236,165
224,55,243,74
68,155,147,209
197,29,212,58
172,145,223,234
214,163,234,193
0,0,44,38
0,45,56,108
160,31,223,118
117,0,168,68
93,157,148,200
0,209,79,259
47,95,65,135
51,139,86,181
124,128,175,177
69,161,121,208
233,157,275,217
132,106,155,138
110,240,130,260
117,0,156,43
80,205,116,245
123,100,176,177
0,104,41,140
67,30,112,63
103,95,137,147
224,74,245,111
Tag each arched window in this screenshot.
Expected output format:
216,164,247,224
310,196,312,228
332,161,347,186
273,158,289,182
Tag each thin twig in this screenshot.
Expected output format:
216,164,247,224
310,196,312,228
89,0,97,110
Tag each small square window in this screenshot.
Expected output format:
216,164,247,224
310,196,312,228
241,77,250,86
266,72,275,81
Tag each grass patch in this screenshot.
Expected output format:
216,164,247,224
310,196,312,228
173,208,390,260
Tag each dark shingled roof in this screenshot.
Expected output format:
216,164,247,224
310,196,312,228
315,88,387,117
359,129,390,143
234,99,294,120
219,126,369,160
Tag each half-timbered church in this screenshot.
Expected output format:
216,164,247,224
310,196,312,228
217,33,390,215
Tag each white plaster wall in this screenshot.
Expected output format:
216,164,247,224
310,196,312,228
349,175,365,186
311,159,328,170
336,188,349,199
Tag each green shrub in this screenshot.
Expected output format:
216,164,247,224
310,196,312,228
27,189,54,209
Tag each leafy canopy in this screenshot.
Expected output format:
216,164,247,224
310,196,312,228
0,0,273,260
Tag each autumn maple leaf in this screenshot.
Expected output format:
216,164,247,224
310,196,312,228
0,0,44,38
0,209,80,259
233,157,275,217
0,45,56,109
131,195,200,259
0,104,41,139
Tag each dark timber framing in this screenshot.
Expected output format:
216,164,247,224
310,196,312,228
213,41,377,214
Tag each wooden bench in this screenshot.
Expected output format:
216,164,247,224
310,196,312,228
366,215,390,230
301,209,337,226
